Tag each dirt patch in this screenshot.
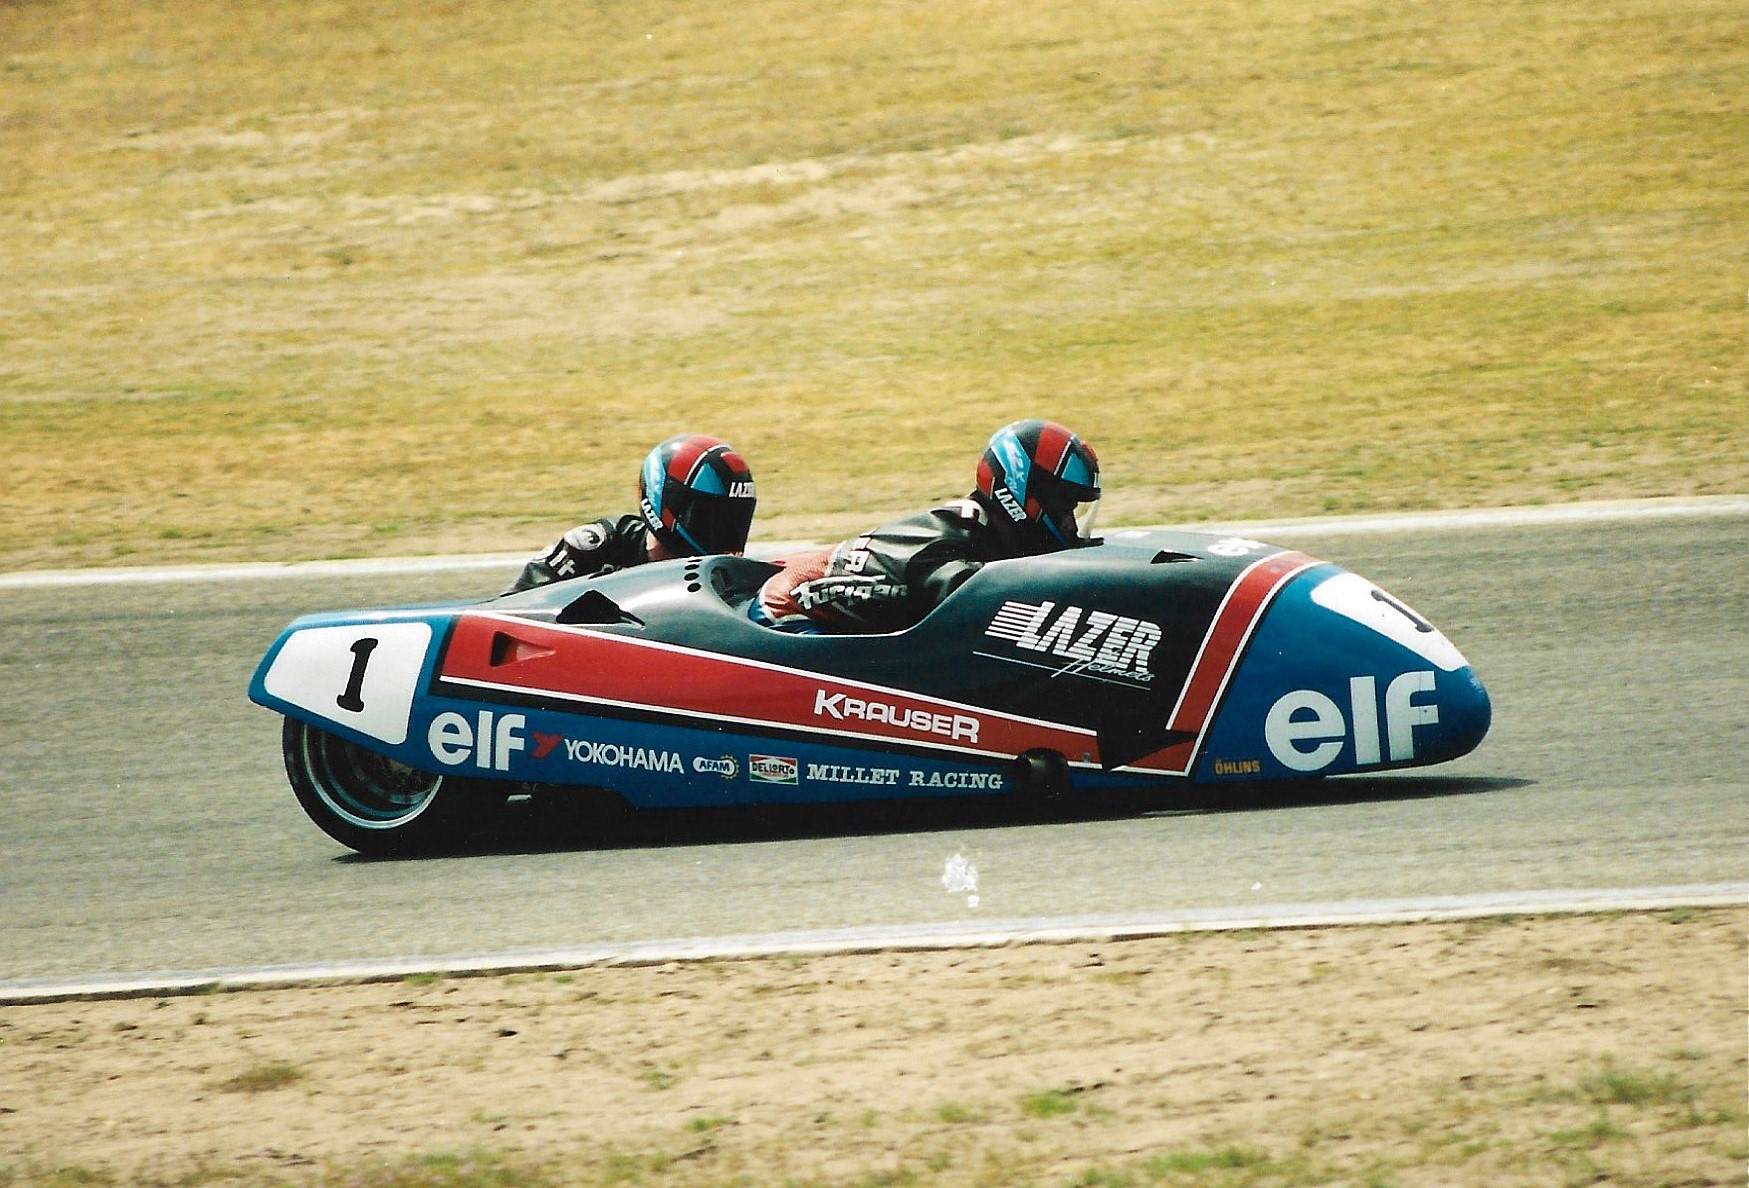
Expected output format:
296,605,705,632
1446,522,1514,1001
1,909,1742,1185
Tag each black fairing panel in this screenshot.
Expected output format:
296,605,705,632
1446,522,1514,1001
485,531,1288,742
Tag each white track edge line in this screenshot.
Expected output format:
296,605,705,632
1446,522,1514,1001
4,495,1745,589
4,883,1742,1005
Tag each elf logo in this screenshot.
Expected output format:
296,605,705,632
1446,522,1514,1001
984,600,1162,679
1264,672,1438,773
429,710,526,771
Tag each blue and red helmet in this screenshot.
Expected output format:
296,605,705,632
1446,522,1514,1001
976,420,1101,547
638,434,757,556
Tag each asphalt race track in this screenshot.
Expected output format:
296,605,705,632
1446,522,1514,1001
2,504,1745,991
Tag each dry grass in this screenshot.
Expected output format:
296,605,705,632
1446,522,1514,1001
2,0,1744,572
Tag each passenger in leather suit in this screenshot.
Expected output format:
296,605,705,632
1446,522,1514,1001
754,420,1100,633
505,434,756,594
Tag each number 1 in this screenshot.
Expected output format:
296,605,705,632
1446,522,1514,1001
337,637,379,712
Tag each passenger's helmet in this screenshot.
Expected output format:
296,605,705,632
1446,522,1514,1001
638,434,757,556
976,420,1101,547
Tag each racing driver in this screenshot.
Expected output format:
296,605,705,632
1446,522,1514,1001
504,433,757,594
753,419,1100,632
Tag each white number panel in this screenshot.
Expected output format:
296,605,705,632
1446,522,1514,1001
260,622,433,745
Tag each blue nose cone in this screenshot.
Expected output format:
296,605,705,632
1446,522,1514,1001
1199,565,1493,779
1288,568,1492,771
1423,662,1492,765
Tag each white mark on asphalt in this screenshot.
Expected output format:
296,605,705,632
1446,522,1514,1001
942,852,979,910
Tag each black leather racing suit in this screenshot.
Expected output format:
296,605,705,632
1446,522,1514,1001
769,496,1051,633
503,514,651,594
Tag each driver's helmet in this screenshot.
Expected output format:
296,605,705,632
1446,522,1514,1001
976,419,1101,547
638,434,757,556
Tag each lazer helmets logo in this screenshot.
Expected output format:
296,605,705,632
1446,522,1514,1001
983,600,1162,683
990,484,1026,523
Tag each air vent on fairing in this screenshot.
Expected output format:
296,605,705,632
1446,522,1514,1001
555,589,643,627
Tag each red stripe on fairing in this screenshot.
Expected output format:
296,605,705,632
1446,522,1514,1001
1121,550,1319,775
1033,423,1073,475
437,614,1098,762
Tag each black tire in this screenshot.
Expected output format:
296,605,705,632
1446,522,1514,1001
282,719,491,856
1010,748,1074,819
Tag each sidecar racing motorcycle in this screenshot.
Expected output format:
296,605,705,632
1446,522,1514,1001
249,530,1491,855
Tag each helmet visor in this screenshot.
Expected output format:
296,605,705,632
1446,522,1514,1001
671,495,756,556
1043,496,1100,546
1066,496,1100,543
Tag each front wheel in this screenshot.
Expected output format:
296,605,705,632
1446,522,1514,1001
283,719,492,856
